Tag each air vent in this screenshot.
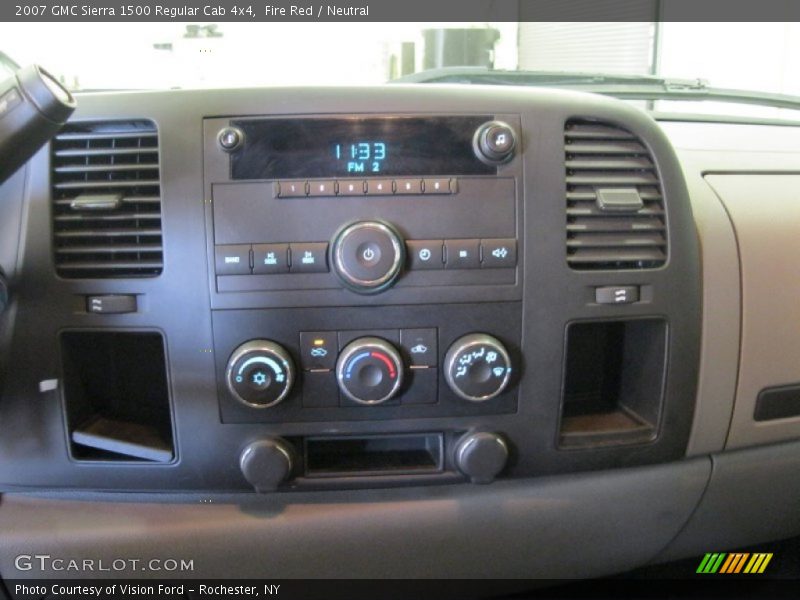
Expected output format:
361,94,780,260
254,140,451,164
51,120,163,278
565,119,667,270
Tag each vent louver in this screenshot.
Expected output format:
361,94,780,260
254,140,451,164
51,120,163,278
565,119,667,270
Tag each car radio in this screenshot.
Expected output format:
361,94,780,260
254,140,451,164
204,114,522,299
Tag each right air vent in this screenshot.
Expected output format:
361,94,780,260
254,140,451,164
565,119,667,270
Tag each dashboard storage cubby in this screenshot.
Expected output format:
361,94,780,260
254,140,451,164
304,434,444,477
60,331,174,462
559,319,667,449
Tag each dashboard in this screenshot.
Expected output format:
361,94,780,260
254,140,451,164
1,85,800,580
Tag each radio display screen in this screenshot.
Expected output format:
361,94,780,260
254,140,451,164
229,116,496,179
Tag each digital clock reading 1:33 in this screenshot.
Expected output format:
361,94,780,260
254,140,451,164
333,142,387,174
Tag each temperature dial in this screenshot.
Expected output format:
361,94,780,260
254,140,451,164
226,340,295,408
444,333,512,402
336,337,404,405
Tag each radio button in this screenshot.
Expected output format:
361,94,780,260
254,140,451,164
395,178,423,195
308,180,336,197
406,240,444,270
289,242,329,273
276,181,308,197
445,239,481,269
215,244,251,275
338,180,366,196
481,239,517,268
423,178,454,194
253,243,290,274
366,179,394,195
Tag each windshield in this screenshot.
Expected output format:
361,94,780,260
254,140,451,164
2,22,799,120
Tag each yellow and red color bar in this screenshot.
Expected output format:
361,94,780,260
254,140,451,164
696,552,773,574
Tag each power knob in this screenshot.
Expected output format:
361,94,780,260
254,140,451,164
330,220,405,294
240,438,295,492
455,432,509,484
225,340,295,408
473,120,517,165
444,333,513,402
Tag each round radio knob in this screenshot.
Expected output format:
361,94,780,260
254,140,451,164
225,340,295,408
455,432,509,484
240,438,294,492
444,333,513,402
330,220,405,294
218,126,244,152
474,120,517,164
336,337,404,405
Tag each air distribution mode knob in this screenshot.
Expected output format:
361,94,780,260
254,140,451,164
455,432,509,484
226,340,295,408
240,438,295,492
336,337,404,405
444,333,513,402
331,220,405,294
473,120,517,165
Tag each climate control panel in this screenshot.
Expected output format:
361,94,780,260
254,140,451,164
224,331,515,414
213,303,521,424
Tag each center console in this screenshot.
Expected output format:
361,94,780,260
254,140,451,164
0,87,701,493
204,114,524,488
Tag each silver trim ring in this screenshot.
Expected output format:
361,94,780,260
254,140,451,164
336,337,404,405
444,334,512,402
333,221,404,290
225,340,295,408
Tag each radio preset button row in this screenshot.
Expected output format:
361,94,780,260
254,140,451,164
405,238,517,270
274,178,456,198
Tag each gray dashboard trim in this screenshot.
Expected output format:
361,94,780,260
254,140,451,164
675,155,740,457
657,438,800,562
0,457,710,579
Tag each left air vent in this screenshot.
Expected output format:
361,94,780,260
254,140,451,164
51,120,163,278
